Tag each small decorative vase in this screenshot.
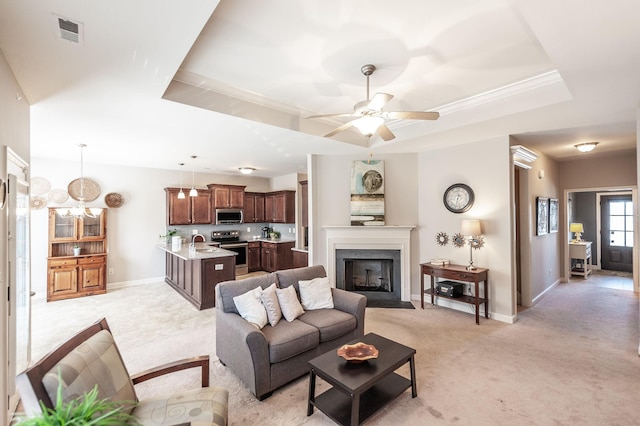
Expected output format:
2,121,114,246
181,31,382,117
73,247,81,256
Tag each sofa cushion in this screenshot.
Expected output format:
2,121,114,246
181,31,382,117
298,309,357,342
233,287,268,329
276,265,326,293
260,283,282,327
218,272,278,314
299,277,334,310
261,320,319,363
276,285,305,322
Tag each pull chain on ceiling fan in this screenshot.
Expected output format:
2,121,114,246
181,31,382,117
307,64,439,141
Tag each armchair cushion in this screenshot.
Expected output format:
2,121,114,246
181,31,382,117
133,387,229,426
42,329,137,414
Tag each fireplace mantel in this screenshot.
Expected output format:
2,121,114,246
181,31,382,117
324,225,414,301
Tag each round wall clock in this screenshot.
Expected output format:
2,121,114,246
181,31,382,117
443,183,474,213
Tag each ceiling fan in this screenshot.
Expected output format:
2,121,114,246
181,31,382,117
307,64,439,141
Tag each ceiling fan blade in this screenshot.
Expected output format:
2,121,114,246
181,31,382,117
324,121,354,138
367,93,393,111
377,124,395,141
382,111,440,120
306,112,357,119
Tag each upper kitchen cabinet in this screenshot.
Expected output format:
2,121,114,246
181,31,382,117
265,190,295,223
165,188,212,225
208,184,246,209
244,192,265,223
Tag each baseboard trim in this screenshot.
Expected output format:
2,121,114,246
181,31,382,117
107,276,165,290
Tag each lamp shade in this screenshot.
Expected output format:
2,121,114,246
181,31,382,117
570,223,584,233
461,219,481,236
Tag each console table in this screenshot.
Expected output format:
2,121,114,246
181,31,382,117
569,241,592,278
420,263,489,324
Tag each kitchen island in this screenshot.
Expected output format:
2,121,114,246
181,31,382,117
157,242,236,310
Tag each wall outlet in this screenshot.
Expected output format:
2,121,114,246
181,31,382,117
215,264,223,270
192,229,198,235
108,268,114,275
247,227,251,232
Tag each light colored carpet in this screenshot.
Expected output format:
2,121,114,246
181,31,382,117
30,276,640,425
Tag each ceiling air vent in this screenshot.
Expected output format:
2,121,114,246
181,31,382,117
55,15,83,45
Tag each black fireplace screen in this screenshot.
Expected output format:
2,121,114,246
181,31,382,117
335,249,402,301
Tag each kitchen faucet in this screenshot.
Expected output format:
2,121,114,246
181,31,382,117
189,234,206,257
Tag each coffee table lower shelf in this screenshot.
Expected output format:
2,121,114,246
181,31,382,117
311,372,411,426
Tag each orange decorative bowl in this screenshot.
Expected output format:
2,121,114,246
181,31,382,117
337,342,379,362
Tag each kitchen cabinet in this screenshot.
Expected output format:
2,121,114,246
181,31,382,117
261,241,294,272
244,192,265,223
292,249,308,269
47,208,107,301
164,251,235,310
248,241,262,272
165,188,212,225
265,190,295,223
300,180,308,227
208,184,246,209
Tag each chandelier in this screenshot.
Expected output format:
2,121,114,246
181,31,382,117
56,144,103,218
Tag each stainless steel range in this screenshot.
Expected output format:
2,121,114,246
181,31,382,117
211,230,248,275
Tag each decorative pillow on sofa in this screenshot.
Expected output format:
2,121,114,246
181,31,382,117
298,276,334,310
233,287,268,329
260,283,282,327
276,285,305,322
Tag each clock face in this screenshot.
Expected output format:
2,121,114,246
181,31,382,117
444,184,474,213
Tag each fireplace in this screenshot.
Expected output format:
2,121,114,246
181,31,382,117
324,226,414,302
336,249,401,301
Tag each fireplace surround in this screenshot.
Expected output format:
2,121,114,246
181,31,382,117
324,226,414,302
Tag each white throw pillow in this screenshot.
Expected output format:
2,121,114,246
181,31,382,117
233,287,268,329
276,285,305,322
299,277,334,310
260,283,282,327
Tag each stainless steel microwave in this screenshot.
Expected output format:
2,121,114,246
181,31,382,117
215,208,243,224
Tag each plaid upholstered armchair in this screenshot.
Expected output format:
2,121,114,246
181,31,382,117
16,318,228,425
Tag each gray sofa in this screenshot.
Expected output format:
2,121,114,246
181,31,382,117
215,265,366,400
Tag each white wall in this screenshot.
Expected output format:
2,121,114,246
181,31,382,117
419,136,515,322
1,49,30,419
30,158,271,298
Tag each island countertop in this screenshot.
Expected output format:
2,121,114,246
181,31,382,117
156,242,236,261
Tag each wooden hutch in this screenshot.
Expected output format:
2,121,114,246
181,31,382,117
47,208,107,301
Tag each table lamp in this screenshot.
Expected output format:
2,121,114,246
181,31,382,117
570,223,584,242
461,219,482,270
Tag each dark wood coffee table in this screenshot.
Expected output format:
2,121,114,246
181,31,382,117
307,333,416,426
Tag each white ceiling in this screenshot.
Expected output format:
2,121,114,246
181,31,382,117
0,0,638,177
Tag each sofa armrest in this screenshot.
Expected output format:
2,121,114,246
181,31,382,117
331,288,367,336
215,309,271,398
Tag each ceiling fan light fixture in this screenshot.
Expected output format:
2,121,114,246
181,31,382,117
352,116,385,136
575,142,598,152
239,167,256,175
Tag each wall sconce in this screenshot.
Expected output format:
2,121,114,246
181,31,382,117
570,223,584,242
461,219,482,270
574,142,598,153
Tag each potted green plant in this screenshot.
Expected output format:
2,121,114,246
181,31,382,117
159,228,178,243
14,381,138,425
72,244,81,256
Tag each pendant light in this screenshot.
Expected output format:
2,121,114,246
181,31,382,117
177,163,185,199
57,144,102,218
189,155,198,197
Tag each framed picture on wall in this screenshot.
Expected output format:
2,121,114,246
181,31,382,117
536,196,549,236
549,198,559,233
